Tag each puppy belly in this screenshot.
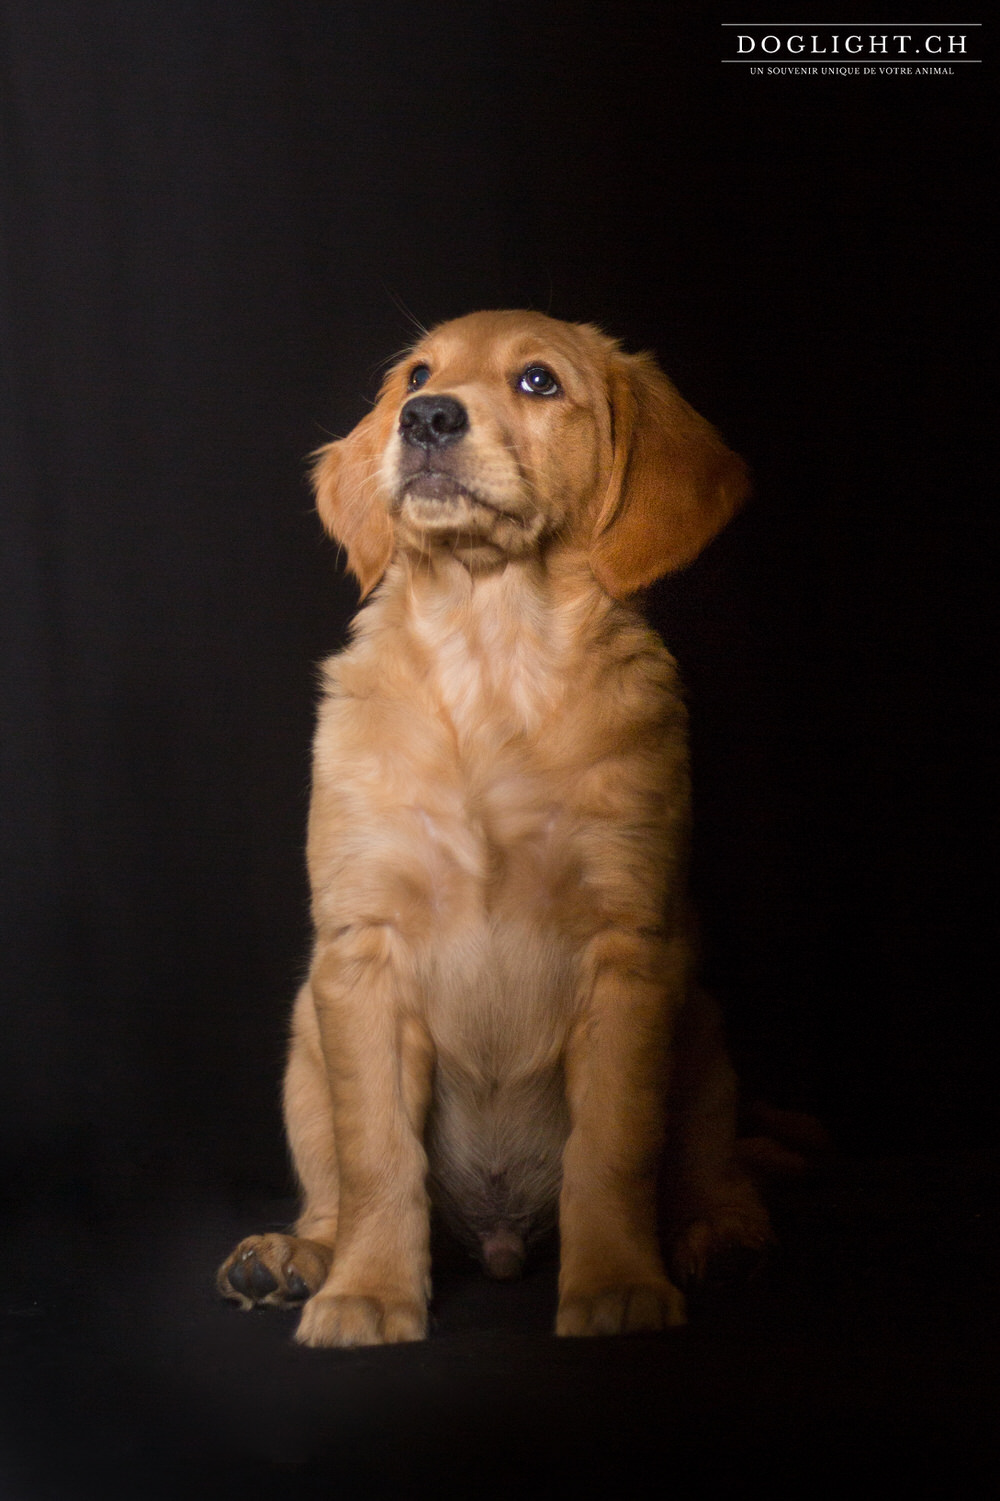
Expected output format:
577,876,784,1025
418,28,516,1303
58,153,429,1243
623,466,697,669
425,1064,570,1266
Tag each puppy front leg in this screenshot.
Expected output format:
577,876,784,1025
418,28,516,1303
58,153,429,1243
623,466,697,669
295,926,434,1348
557,929,686,1336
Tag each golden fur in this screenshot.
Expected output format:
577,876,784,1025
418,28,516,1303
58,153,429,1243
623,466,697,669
218,310,772,1345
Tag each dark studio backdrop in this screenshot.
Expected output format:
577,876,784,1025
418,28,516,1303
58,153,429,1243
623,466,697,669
1,0,994,1494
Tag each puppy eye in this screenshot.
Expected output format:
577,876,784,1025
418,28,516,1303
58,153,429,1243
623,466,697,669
408,364,431,391
518,365,560,397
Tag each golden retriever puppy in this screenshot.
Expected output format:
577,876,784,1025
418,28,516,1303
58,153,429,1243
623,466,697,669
218,310,772,1345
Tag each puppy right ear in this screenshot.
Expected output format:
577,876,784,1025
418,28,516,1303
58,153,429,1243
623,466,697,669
311,409,394,599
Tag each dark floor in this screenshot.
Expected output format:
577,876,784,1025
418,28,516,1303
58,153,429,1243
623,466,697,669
3,1148,998,1498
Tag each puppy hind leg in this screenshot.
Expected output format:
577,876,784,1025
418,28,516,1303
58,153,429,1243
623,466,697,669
217,983,336,1309
285,981,340,1250
665,987,773,1288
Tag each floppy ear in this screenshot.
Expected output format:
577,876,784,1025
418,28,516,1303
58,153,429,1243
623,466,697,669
311,409,394,599
589,351,750,599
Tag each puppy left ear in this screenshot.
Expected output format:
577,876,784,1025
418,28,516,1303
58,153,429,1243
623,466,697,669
311,408,394,599
589,351,750,599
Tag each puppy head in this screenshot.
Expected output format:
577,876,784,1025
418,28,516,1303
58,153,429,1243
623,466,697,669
312,311,748,599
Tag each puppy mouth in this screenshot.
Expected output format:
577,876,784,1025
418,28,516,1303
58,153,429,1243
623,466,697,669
401,471,478,506
394,469,525,526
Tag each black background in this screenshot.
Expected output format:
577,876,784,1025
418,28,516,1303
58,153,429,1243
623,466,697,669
1,2,994,1494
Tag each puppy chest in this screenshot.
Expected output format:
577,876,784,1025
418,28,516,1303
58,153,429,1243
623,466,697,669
411,779,600,947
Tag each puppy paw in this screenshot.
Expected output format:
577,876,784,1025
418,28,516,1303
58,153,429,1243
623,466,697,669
217,1234,332,1310
556,1278,686,1337
295,1291,427,1348
671,1204,774,1289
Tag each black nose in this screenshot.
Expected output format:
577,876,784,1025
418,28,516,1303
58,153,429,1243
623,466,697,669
399,394,469,449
